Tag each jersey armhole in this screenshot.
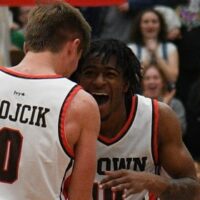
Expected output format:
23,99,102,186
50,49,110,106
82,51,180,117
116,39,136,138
59,85,82,158
149,99,160,200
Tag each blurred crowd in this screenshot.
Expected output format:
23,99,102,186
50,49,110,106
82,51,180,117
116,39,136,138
0,0,200,176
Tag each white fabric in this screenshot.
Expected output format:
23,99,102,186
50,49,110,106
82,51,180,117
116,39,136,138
189,0,200,13
0,68,77,200
128,42,177,63
94,95,157,200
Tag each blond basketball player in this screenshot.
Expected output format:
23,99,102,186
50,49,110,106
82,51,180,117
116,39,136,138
0,2,100,200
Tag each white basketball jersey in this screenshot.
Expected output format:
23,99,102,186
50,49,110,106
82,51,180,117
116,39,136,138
0,66,81,200
93,95,160,200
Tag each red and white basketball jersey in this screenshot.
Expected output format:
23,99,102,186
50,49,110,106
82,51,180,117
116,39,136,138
93,95,160,200
0,66,81,200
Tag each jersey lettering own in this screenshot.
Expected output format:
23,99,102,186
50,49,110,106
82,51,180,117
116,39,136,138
0,66,81,200
93,95,159,200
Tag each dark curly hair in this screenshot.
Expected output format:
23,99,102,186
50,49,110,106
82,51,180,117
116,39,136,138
71,39,142,97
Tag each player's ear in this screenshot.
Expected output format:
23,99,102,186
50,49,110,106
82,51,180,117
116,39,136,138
66,38,82,60
72,38,82,59
73,38,81,49
23,42,29,54
123,81,129,93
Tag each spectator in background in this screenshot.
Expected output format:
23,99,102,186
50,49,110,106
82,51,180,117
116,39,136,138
9,6,32,50
6,7,31,66
120,1,183,41
122,0,188,15
128,9,179,83
17,7,32,32
142,63,187,134
81,0,187,43
9,7,24,50
98,5,134,43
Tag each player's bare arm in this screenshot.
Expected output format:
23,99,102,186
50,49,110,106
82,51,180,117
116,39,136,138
156,102,200,200
65,89,100,200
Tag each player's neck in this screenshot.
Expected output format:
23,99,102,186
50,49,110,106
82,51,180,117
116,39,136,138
100,103,128,138
12,51,64,76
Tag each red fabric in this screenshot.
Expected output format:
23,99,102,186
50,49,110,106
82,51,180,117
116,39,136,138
153,99,159,165
149,192,157,200
67,0,125,6
0,0,35,6
0,0,125,6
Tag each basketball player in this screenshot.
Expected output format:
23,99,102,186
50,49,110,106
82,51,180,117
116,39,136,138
0,2,100,200
73,39,200,199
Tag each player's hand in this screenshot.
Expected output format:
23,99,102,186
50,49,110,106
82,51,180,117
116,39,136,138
99,170,149,198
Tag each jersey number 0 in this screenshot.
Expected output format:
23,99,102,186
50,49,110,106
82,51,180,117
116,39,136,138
0,127,23,183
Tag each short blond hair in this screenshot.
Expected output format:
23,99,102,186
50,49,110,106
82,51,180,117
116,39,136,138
25,2,91,55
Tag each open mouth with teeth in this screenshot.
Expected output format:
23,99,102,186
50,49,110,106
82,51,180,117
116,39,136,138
92,93,109,105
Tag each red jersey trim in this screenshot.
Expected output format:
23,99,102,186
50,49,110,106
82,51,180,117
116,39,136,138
149,99,159,200
149,192,158,200
98,95,138,145
59,85,82,158
152,99,159,165
63,175,71,199
0,66,63,79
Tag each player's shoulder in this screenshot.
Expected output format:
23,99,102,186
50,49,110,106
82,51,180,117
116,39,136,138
158,101,176,117
74,89,98,107
158,101,182,135
156,101,183,148
137,98,179,123
70,89,99,116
